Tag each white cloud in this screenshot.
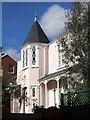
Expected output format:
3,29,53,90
5,48,20,61
40,4,67,40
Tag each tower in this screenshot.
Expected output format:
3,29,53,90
17,14,50,113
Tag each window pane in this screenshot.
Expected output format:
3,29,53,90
32,47,36,51
58,42,65,67
26,49,28,66
32,46,36,65
23,50,25,67
23,49,28,67
8,64,14,73
32,88,35,97
33,51,35,54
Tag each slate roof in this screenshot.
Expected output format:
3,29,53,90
22,19,50,46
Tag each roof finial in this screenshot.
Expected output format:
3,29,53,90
34,10,38,21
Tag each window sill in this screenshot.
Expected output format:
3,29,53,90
8,72,14,74
57,65,65,70
32,98,37,102
31,66,38,68
22,66,28,71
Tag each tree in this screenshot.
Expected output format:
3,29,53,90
58,2,90,92
2,77,21,105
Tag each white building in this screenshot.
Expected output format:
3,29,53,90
14,15,69,113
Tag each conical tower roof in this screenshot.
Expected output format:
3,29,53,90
22,15,50,46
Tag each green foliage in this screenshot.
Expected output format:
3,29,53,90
2,78,21,105
58,2,90,91
2,84,10,104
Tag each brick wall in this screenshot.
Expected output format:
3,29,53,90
2,55,17,85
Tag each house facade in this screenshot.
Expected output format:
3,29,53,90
16,15,69,113
2,54,17,113
2,54,17,85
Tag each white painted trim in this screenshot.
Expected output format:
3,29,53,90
2,54,17,62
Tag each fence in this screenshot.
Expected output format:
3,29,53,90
2,90,90,120
60,90,90,106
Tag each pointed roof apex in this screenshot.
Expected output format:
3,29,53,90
34,10,38,21
22,12,50,46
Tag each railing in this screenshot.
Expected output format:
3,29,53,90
60,90,90,106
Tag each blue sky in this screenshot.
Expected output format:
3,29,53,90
0,2,2,46
2,2,73,60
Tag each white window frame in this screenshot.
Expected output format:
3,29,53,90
32,87,35,97
58,42,65,67
23,50,25,68
26,49,28,67
31,86,37,99
31,45,37,68
8,64,14,73
22,49,28,68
